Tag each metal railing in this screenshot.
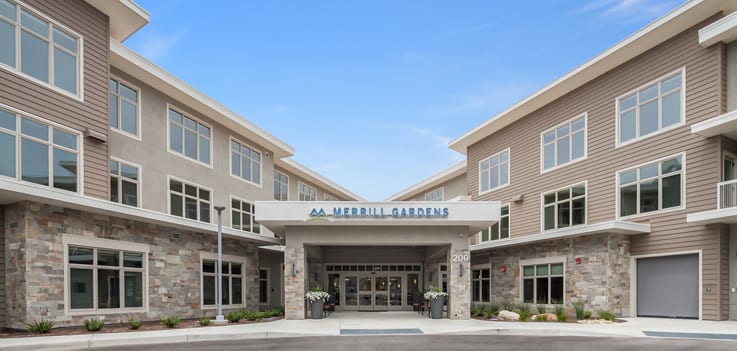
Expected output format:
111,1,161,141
718,179,737,209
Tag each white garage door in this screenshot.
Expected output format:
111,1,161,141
637,254,699,319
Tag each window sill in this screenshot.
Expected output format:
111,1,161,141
110,127,141,141
617,205,684,221
615,122,685,149
67,307,146,316
478,183,510,197
166,149,213,169
0,62,83,102
230,173,263,188
201,304,245,310
541,156,587,175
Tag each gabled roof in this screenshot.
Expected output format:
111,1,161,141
386,160,466,201
84,0,149,41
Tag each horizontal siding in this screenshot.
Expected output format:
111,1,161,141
0,0,110,199
467,18,726,319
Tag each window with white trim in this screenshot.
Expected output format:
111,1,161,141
543,183,585,230
481,205,509,241
479,149,509,193
168,108,210,164
67,246,145,311
298,182,316,201
202,259,243,307
231,197,260,234
259,269,269,304
169,178,211,223
109,78,139,137
231,139,261,185
110,160,138,207
425,187,444,201
618,71,683,145
324,194,338,201
273,171,288,201
522,262,563,304
618,154,683,217
471,267,490,302
0,0,81,96
542,114,586,171
0,106,79,192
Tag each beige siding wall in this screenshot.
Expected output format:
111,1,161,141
0,0,110,199
273,165,351,202
467,20,726,319
406,174,468,201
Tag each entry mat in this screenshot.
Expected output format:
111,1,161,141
644,331,737,341
340,329,424,335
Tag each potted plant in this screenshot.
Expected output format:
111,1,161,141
305,287,330,319
424,287,448,319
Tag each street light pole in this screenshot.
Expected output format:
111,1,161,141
214,206,226,325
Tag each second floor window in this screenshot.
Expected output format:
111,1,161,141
479,149,509,193
425,187,444,201
481,205,509,241
110,160,139,207
169,178,210,223
109,78,139,137
299,182,316,201
231,140,261,185
618,70,683,145
273,171,288,200
543,184,585,230
231,197,260,234
0,0,81,96
618,154,683,217
542,114,586,171
169,108,210,165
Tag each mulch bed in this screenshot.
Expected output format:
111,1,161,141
471,316,625,323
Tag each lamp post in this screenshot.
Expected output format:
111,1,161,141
214,206,226,325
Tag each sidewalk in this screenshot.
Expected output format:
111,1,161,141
2,312,737,351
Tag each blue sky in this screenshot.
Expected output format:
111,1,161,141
125,0,684,201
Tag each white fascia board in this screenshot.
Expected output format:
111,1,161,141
687,208,737,224
277,158,365,201
699,10,737,47
259,245,286,252
470,221,651,252
0,179,282,245
109,40,295,159
84,0,150,41
691,109,737,137
385,160,467,201
449,0,729,154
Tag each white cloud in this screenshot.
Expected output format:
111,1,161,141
133,29,188,61
576,0,681,23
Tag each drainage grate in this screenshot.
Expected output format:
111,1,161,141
340,329,423,335
644,331,737,341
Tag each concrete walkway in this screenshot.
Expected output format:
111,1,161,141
3,312,737,351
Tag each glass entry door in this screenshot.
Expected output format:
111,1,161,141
358,276,373,311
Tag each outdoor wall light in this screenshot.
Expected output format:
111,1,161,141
291,263,297,276
459,264,464,277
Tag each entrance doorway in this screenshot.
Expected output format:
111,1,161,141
326,263,422,311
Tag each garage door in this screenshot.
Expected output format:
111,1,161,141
637,254,699,319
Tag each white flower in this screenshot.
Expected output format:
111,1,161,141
424,290,448,301
305,290,330,303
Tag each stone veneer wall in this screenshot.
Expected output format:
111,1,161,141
480,234,631,316
0,205,6,328
4,201,260,329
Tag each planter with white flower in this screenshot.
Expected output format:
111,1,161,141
305,287,330,319
424,287,448,319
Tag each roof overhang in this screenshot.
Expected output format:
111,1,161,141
699,10,737,46
687,207,737,224
109,40,295,159
470,221,651,252
385,160,466,201
449,0,737,154
691,109,737,139
0,179,282,245
255,201,499,237
276,158,365,201
84,0,149,41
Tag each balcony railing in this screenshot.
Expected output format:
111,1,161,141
718,179,737,209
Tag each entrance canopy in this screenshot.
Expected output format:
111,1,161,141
255,201,500,237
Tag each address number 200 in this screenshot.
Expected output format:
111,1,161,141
452,254,469,262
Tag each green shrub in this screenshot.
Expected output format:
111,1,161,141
573,300,586,320
83,318,104,331
553,305,567,322
517,304,530,321
127,317,142,330
501,300,515,312
534,314,547,322
599,311,616,321
198,317,211,326
226,311,243,323
160,315,180,328
486,301,501,316
531,305,543,314
583,310,592,319
27,319,55,333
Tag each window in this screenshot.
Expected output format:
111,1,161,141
542,114,586,171
439,264,448,293
522,262,564,304
324,194,338,201
110,159,139,207
0,0,81,96
481,205,509,241
66,244,146,312
618,154,683,217
230,139,261,185
479,149,510,193
273,171,288,201
471,267,490,302
168,108,211,164
231,197,260,234
543,183,586,230
0,106,79,192
618,70,683,145
201,257,243,307
425,187,444,201
298,182,316,201
109,78,139,137
259,269,269,304
169,178,211,223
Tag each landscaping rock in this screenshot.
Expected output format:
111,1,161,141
497,310,520,321
531,313,558,321
576,319,614,324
